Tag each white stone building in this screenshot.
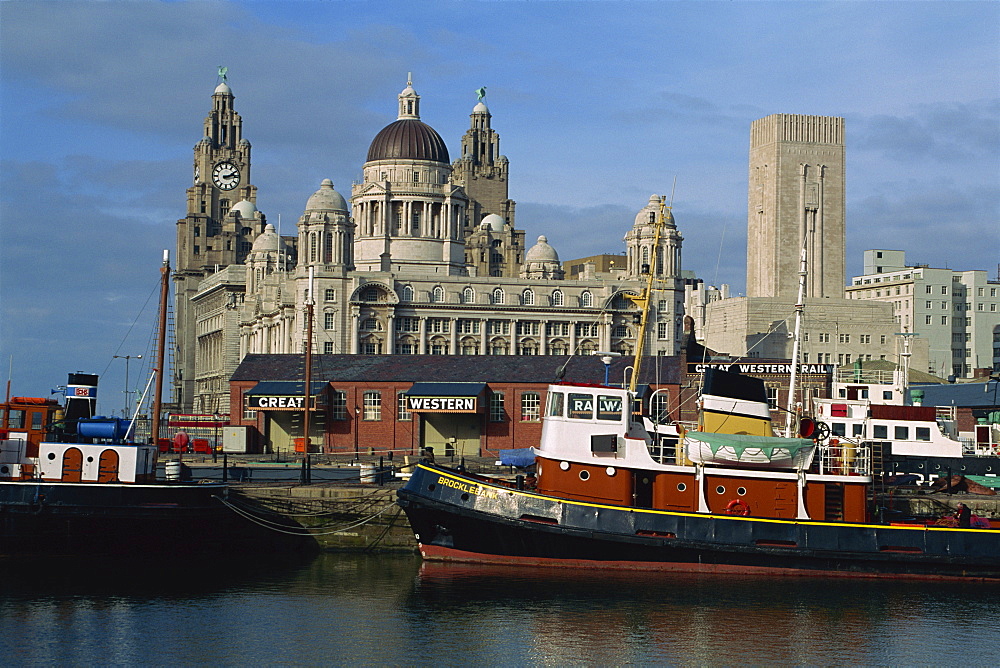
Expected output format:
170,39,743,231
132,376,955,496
181,77,686,413
846,249,1000,378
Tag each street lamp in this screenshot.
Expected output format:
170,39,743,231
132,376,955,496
113,354,142,417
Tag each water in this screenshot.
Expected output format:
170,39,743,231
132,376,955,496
2,553,998,665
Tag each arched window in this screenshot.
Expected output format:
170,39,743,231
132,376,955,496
492,288,504,305
522,289,534,306
401,285,414,302
552,290,564,307
432,286,445,303
462,287,475,304
581,291,593,308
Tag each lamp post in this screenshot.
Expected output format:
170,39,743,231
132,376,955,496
113,354,142,417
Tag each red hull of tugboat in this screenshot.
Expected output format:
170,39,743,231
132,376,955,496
398,464,1000,582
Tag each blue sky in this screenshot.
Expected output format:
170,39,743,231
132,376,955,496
1,0,997,406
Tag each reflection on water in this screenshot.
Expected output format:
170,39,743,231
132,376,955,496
1,553,998,665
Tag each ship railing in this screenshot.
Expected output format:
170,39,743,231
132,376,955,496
645,421,696,465
817,438,872,476
835,368,895,385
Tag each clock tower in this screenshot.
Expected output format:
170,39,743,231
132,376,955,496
174,76,263,411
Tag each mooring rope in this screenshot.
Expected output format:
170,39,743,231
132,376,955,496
213,494,399,536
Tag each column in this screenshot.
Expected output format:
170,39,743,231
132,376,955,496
350,310,360,354
480,318,488,355
418,316,427,355
386,309,396,355
449,317,457,353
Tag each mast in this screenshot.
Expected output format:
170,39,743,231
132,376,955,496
302,266,315,454
784,246,807,438
627,196,667,394
152,249,170,446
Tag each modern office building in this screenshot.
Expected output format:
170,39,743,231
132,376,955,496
846,250,1000,378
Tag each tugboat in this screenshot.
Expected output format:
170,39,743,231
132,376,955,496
397,208,1000,580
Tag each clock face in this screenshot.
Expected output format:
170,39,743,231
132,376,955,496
212,161,240,191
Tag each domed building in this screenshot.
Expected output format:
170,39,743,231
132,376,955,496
521,236,565,280
179,75,686,431
351,76,469,275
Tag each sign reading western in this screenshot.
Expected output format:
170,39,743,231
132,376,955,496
247,395,318,410
688,362,835,375
407,396,480,413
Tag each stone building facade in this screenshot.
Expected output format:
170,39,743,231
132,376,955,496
747,114,845,300
701,113,910,372
179,76,685,414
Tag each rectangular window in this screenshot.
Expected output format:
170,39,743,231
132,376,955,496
942,286,948,294
547,391,565,417
323,342,334,354
324,313,336,330
926,315,932,325
596,395,623,421
832,423,846,437
489,392,505,422
915,427,931,441
567,393,594,420
873,425,888,439
941,316,948,325
657,322,668,339
363,391,381,420
894,426,909,440
242,404,256,421
397,392,411,421
852,423,864,438
330,390,347,420
766,386,778,409
520,392,541,422
325,288,336,301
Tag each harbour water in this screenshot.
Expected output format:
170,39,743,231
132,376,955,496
2,552,998,665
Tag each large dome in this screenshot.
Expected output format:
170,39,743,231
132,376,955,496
367,119,449,164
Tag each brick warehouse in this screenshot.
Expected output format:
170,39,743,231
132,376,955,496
230,354,682,457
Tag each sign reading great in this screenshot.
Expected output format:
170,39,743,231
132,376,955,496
247,395,317,410
688,362,835,375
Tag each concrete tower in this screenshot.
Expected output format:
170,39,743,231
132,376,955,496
746,114,845,299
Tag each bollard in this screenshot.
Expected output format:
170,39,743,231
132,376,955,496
222,453,228,483
378,456,384,486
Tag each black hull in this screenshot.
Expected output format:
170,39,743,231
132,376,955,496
0,481,312,556
883,454,1000,478
397,465,1000,580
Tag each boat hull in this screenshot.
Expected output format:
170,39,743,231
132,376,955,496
397,464,1000,580
0,480,310,556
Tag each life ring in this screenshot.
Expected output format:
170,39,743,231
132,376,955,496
725,498,750,516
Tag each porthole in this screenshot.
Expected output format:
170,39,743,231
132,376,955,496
606,467,616,476
737,487,747,496
0,465,8,474
579,470,590,481
47,453,55,460
427,484,436,491
461,493,470,501
677,482,687,492
86,456,94,463
560,461,570,471
716,485,726,495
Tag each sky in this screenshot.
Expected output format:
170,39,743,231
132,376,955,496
1,0,997,407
